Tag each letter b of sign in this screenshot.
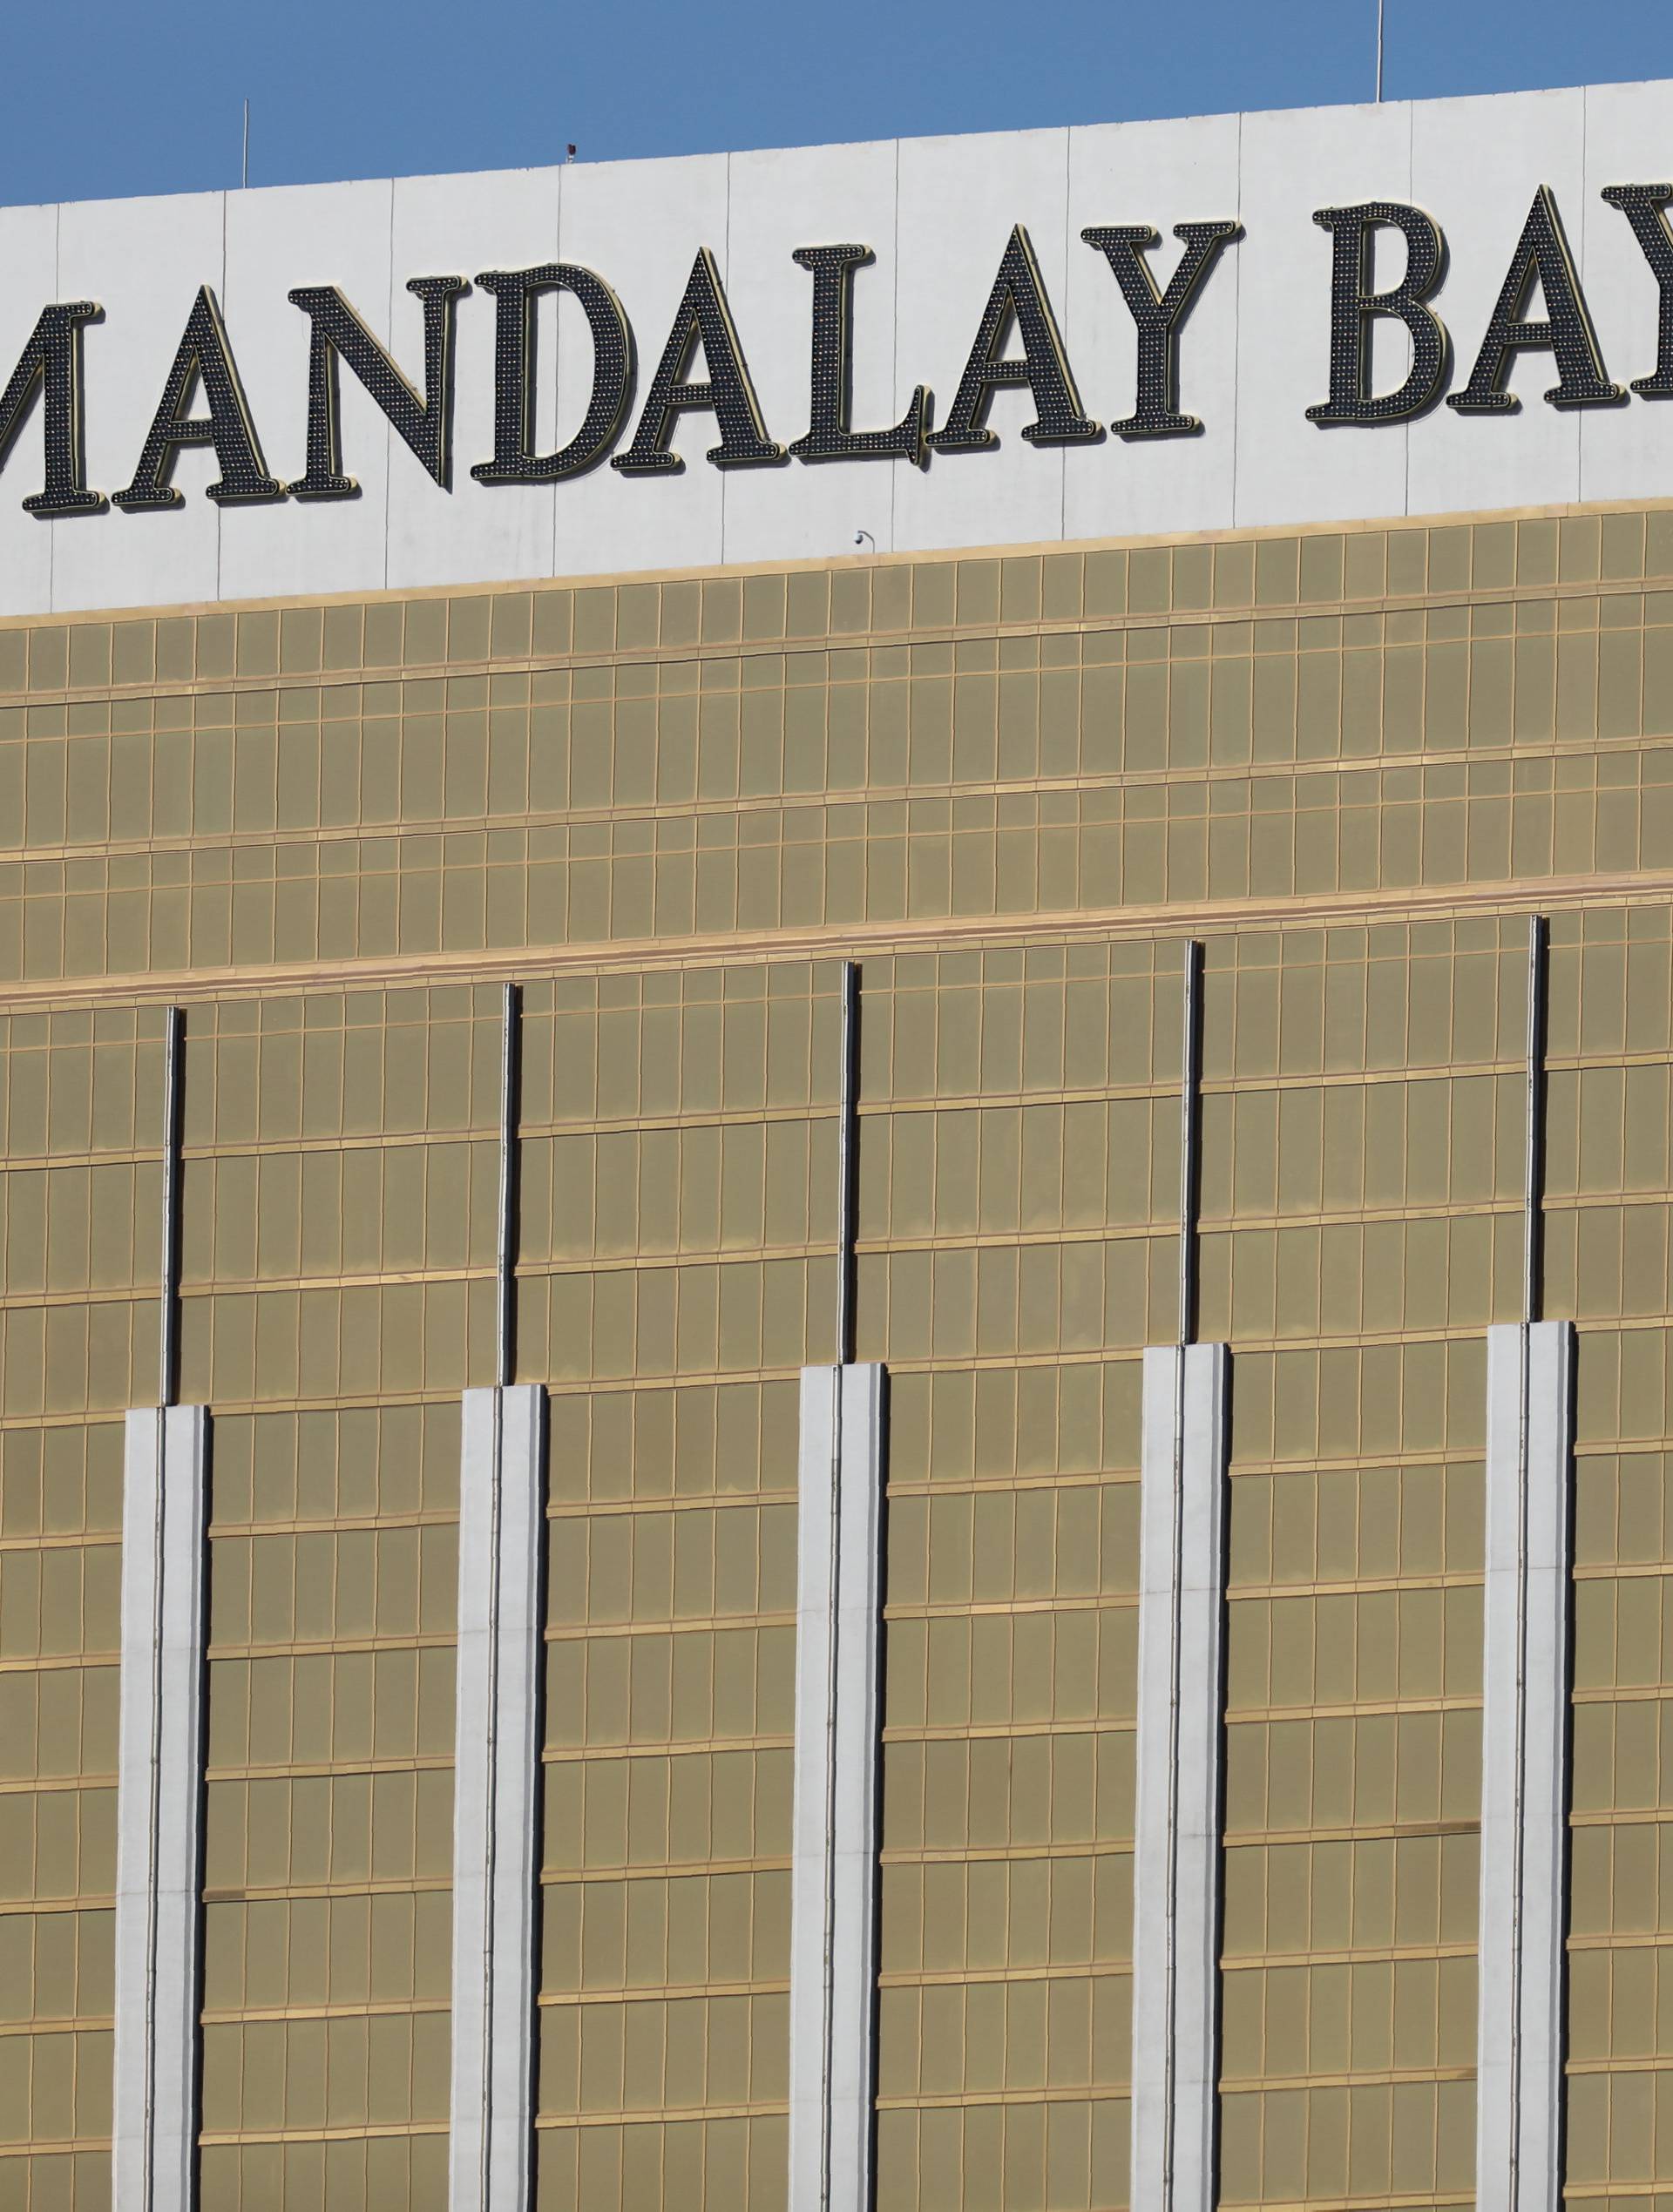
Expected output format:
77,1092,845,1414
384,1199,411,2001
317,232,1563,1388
1307,203,1450,425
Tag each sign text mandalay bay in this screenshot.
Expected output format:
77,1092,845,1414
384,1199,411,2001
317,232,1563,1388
11,185,1673,517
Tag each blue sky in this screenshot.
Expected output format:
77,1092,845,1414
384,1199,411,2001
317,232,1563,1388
2,0,1669,206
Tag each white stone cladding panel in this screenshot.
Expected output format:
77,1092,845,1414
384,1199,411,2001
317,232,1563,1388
1477,1320,1574,2212
112,1404,209,2212
1131,1342,1229,2212
789,1361,885,2212
450,1383,547,2212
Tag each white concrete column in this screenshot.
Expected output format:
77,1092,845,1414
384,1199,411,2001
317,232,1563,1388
1131,1341,1230,2212
450,1383,547,2212
789,1361,886,2212
1477,1319,1575,2212
112,1403,210,2212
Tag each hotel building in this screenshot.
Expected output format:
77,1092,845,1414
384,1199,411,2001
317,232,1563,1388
4,74,1673,2212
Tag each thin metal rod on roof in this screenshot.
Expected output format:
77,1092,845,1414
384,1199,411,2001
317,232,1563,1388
1375,0,1385,100
241,100,250,188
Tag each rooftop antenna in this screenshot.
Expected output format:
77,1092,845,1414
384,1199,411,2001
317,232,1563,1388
241,98,250,187
1375,0,1385,100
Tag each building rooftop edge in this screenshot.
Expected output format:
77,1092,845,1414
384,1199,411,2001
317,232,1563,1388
3,73,1669,222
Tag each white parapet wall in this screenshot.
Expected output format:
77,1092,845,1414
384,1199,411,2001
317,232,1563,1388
789,1361,886,2212
1478,1320,1575,2212
3,81,1673,611
450,1383,548,2212
112,1403,210,2212
1132,1342,1230,2212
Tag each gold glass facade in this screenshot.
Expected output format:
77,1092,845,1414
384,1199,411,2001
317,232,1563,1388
4,504,1673,2208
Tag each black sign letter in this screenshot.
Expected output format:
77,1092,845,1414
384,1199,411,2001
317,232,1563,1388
1601,184,1673,396
112,287,282,510
288,276,468,497
1080,221,1240,437
787,245,926,463
613,249,782,475
0,302,105,515
927,226,1097,451
1448,186,1622,414
1306,202,1449,424
471,263,634,484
